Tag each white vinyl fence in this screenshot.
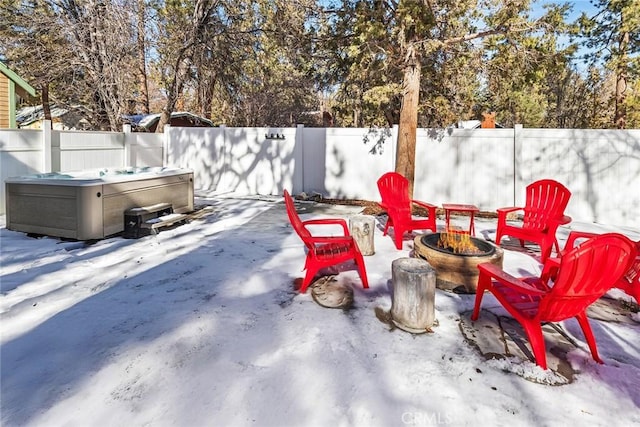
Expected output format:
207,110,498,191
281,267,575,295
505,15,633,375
0,122,164,214
2,122,639,228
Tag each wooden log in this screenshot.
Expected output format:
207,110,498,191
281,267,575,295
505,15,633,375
349,215,375,256
391,257,436,333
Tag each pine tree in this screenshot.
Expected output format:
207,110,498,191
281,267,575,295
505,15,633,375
579,0,640,128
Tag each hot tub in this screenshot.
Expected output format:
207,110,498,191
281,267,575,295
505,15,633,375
5,167,194,240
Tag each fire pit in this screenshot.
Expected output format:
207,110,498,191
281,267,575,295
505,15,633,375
413,231,503,293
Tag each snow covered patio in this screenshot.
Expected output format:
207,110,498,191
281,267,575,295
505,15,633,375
1,193,639,426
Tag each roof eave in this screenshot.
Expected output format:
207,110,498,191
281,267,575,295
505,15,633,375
0,61,37,97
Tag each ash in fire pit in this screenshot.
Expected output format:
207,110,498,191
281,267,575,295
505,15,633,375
414,232,503,293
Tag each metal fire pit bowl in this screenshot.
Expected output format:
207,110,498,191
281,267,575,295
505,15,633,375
413,233,504,294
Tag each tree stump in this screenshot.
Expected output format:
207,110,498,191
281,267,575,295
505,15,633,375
391,257,436,333
349,215,375,256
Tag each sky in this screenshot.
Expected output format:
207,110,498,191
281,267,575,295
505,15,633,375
556,0,598,20
533,0,603,72
1,193,639,426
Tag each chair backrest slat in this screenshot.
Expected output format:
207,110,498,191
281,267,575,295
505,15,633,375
378,172,411,217
522,179,571,231
538,234,636,321
624,242,640,284
284,190,313,249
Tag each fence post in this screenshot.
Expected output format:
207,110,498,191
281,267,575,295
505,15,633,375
391,124,399,170
513,124,523,206
42,119,52,172
296,124,304,194
220,124,227,167
219,125,227,189
122,124,132,168
163,124,171,167
123,124,132,167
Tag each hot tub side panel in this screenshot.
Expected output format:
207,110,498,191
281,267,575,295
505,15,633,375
6,182,104,240
102,172,194,237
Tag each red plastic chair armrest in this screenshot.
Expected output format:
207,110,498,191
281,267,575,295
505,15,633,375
497,207,522,222
309,236,354,245
302,218,349,235
478,263,548,296
538,214,572,235
564,231,599,251
303,218,347,226
547,215,571,229
497,206,521,215
544,230,602,281
559,214,572,225
411,200,437,211
540,257,561,283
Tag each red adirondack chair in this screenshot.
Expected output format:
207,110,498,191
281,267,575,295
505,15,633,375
377,172,437,250
541,231,640,305
472,233,637,370
622,242,640,304
284,190,369,293
495,179,572,262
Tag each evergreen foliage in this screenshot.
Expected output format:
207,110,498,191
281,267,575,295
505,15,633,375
0,0,637,130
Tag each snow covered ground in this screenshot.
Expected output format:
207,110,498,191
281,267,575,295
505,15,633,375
1,193,639,427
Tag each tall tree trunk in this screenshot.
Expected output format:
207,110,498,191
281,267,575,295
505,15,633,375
156,87,179,132
614,29,628,129
155,0,213,132
396,44,420,198
137,0,150,114
156,70,185,132
41,83,52,128
197,78,214,119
